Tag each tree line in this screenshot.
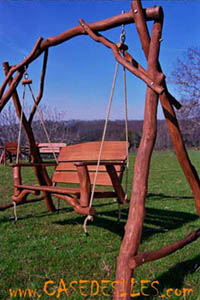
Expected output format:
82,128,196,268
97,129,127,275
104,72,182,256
0,104,199,151
0,46,199,151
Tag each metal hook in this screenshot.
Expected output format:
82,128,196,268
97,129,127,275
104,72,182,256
24,72,29,80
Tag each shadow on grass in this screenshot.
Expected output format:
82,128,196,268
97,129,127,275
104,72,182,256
0,206,74,224
54,205,199,240
147,193,193,201
0,199,115,224
1,193,199,239
156,254,200,292
133,254,200,299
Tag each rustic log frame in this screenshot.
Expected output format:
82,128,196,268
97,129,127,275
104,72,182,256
114,2,200,299
29,49,49,124
79,19,165,95
0,1,200,300
2,62,56,212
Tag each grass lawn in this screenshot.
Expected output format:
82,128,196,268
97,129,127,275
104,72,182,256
0,150,200,300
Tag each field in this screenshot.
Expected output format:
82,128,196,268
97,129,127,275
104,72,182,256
0,150,200,300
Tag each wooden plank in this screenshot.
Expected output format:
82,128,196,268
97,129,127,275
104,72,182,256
52,171,121,186
16,184,117,199
38,143,67,154
39,148,61,154
38,143,66,148
106,164,126,204
58,141,127,162
56,162,122,172
16,184,80,195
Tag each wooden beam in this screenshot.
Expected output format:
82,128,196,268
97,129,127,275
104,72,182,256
0,5,162,112
129,228,200,268
114,2,163,299
2,62,56,212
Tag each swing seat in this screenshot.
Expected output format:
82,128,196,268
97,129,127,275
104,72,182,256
11,141,128,215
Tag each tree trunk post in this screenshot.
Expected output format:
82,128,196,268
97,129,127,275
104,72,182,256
113,5,163,297
2,62,56,212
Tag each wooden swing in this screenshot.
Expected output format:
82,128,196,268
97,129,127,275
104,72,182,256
12,141,128,216
8,26,130,219
1,1,200,299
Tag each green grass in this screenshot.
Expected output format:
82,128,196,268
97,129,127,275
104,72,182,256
0,150,200,300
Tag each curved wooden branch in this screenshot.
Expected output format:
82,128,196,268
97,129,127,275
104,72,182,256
29,49,49,124
0,69,24,112
0,197,44,211
114,3,163,299
114,2,200,299
129,228,200,269
3,62,56,213
132,1,182,112
0,37,43,101
0,6,162,113
79,19,164,95
12,189,39,202
2,62,28,125
41,7,161,48
133,1,200,216
51,193,95,216
131,1,151,59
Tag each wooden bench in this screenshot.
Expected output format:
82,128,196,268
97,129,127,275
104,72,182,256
0,142,31,165
37,143,67,155
0,142,18,165
12,141,128,216
0,142,24,165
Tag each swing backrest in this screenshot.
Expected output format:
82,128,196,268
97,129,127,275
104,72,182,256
38,143,67,154
52,141,128,186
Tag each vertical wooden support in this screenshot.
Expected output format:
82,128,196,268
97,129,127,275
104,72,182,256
2,62,56,212
114,1,200,299
114,22,162,300
106,164,126,204
114,3,163,300
159,94,200,214
76,163,91,207
0,149,6,165
131,1,200,216
13,166,21,198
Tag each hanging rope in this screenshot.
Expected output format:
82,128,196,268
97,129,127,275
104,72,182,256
83,62,119,235
13,201,18,223
83,13,130,233
123,65,129,200
120,11,129,201
14,73,27,222
116,66,129,223
16,82,26,164
118,11,129,221
26,79,58,164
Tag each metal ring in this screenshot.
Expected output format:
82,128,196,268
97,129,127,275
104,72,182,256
24,73,29,79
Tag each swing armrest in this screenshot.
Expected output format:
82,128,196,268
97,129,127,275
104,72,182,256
74,160,125,166
11,162,57,167
75,160,127,205
12,163,55,193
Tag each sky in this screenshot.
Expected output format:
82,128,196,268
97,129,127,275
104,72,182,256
0,0,200,121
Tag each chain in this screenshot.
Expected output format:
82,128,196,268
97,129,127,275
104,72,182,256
120,10,126,44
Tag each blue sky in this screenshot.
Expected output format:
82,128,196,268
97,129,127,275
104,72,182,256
0,0,199,120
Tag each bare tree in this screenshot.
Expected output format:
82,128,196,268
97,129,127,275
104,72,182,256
171,47,200,121
31,105,69,143
0,103,20,144
0,104,70,146
170,47,200,147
